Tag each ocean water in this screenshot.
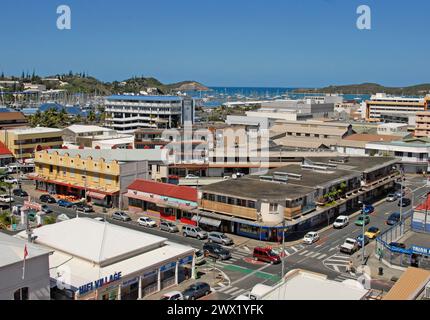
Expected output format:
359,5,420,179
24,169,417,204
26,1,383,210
189,87,369,108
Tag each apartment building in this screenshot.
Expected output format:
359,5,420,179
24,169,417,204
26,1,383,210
364,93,430,122
104,95,195,133
415,111,430,138
197,156,398,241
63,125,134,149
0,110,28,130
0,127,63,160
30,149,166,207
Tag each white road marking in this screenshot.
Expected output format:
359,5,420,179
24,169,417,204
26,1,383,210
224,286,241,295
332,265,340,272
217,286,232,292
311,252,321,258
229,288,246,296
305,251,314,257
329,247,338,252
316,253,327,260
290,246,299,253
298,250,309,256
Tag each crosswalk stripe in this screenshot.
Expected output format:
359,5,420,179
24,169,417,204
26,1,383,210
331,255,351,260
311,252,321,258
316,253,327,260
217,286,232,292
305,251,314,257
217,282,226,288
299,250,309,256
326,258,350,264
224,287,240,294
332,265,340,272
290,246,299,253
229,288,246,296
329,247,338,252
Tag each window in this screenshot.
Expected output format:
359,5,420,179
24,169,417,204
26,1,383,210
269,203,278,212
248,201,256,208
14,287,29,300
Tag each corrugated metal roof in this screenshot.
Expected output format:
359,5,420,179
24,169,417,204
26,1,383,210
127,179,197,202
383,267,430,300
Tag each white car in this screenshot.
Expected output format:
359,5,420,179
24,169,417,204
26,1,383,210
340,238,359,254
185,174,200,179
0,194,14,203
333,215,349,229
137,216,157,228
160,291,184,300
3,177,18,184
303,231,320,244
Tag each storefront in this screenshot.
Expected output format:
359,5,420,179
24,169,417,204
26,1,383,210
16,217,195,300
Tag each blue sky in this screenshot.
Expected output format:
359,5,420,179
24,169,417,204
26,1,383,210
0,0,429,87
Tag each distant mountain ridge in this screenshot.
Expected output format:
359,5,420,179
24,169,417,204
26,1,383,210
294,83,430,96
0,72,209,95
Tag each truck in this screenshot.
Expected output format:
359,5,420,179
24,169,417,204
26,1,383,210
340,238,359,255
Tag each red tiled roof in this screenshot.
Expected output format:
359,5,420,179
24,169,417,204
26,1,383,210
0,142,12,156
127,179,197,202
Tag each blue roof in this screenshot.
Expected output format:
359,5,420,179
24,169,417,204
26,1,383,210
0,107,14,112
39,103,88,116
106,95,182,102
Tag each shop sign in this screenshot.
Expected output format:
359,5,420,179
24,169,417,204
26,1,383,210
179,256,193,265
79,272,122,295
122,277,139,287
411,245,430,256
160,261,176,272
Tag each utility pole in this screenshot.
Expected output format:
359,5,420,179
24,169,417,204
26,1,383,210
281,218,286,279
361,201,366,265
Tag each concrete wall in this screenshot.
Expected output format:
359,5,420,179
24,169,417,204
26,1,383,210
0,255,50,300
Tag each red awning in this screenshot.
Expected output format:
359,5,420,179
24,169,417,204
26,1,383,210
87,192,107,200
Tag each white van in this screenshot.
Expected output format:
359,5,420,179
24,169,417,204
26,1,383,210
333,215,349,229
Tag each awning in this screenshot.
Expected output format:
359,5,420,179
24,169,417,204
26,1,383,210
191,215,201,222
87,192,106,200
199,217,221,228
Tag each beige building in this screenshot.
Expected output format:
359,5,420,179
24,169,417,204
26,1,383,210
0,127,63,160
415,111,430,138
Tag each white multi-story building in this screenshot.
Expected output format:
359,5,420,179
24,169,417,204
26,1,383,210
104,95,195,133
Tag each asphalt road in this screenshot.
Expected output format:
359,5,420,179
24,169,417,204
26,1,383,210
2,175,428,300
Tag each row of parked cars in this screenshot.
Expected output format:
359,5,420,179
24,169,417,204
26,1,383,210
0,188,29,203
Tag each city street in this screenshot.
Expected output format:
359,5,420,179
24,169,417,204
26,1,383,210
3,175,429,300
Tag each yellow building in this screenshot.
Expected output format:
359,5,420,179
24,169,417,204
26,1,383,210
30,149,154,207
0,127,63,160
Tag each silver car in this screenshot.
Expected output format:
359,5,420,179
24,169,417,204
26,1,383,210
160,220,179,233
208,232,234,245
182,225,208,240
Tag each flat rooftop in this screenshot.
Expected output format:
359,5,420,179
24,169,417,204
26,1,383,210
19,218,167,266
0,232,51,268
45,148,168,163
305,156,397,173
257,269,368,300
7,127,63,135
106,95,182,102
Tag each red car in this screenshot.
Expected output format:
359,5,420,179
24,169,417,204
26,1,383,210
253,247,281,264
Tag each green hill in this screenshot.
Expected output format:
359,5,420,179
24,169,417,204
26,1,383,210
294,83,430,96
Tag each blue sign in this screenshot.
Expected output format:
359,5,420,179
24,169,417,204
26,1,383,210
143,270,157,278
79,272,122,295
160,262,176,272
412,245,430,256
179,256,193,265
122,277,139,287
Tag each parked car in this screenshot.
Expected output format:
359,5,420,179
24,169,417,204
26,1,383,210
356,235,370,248
207,232,234,245
0,194,14,203
355,215,370,226
362,204,374,215
40,194,56,204
74,203,94,213
386,212,401,226
252,247,281,264
303,231,320,244
386,193,398,202
41,204,52,214
340,238,359,254
182,282,211,300
112,211,131,222
389,242,406,249
333,215,349,229
12,189,28,197
57,199,74,208
182,225,208,240
160,291,184,300
3,177,18,184
185,174,200,179
137,216,157,228
203,243,231,260
398,198,411,207
159,220,179,233
365,226,381,239
194,249,206,265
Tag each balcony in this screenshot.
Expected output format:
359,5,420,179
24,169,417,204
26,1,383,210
200,199,257,220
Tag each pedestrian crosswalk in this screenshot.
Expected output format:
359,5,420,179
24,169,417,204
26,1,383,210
216,285,248,297
211,248,250,266
295,249,328,260
323,253,352,273
333,273,359,283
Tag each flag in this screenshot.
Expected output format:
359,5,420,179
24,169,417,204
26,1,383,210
22,244,28,280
